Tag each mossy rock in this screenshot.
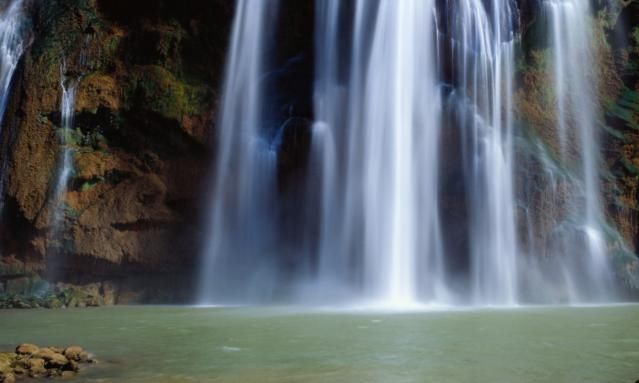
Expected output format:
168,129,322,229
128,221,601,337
0,353,16,373
124,65,209,122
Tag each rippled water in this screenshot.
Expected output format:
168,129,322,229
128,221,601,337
1,305,638,382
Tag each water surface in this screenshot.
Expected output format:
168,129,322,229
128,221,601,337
1,305,638,382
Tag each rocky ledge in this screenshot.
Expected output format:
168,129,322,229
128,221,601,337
0,344,94,382
0,282,115,309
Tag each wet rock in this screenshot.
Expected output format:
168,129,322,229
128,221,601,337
63,346,84,362
0,372,16,383
34,348,68,367
2,344,93,381
27,358,46,378
15,344,39,356
0,352,15,369
10,367,25,377
12,357,29,370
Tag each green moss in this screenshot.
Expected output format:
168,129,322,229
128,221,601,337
124,65,209,121
103,34,122,62
57,128,79,146
80,176,105,192
621,157,639,175
607,89,639,130
0,282,109,309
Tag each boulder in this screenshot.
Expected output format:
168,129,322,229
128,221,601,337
0,353,15,377
10,367,24,377
63,346,84,362
1,344,92,381
34,348,68,367
15,344,39,356
0,372,16,383
27,358,47,378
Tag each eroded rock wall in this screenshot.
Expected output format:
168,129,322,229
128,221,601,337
0,0,233,301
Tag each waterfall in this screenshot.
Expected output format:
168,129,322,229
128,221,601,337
0,0,24,126
444,0,519,304
308,0,447,306
534,0,613,301
307,0,520,306
200,0,620,306
0,0,26,213
53,67,78,217
45,64,80,276
360,0,444,304
198,0,280,304
47,34,93,274
307,0,342,292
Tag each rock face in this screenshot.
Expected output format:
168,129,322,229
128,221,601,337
0,0,234,302
0,0,315,304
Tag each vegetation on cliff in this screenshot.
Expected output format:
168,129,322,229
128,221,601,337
0,0,232,302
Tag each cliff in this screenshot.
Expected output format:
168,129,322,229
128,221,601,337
0,0,232,302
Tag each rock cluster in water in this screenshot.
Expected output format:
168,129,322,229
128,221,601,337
0,344,94,382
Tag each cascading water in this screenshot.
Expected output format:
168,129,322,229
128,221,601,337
306,0,341,291
0,0,24,127
359,0,444,304
53,67,78,218
528,0,613,301
201,0,621,306
443,0,519,305
309,0,448,306
47,34,92,274
307,0,520,306
45,64,80,275
198,0,280,304
0,0,27,213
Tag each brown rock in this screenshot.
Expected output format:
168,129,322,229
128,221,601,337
79,351,89,362
12,356,29,370
63,346,84,362
27,358,47,378
75,73,120,112
34,348,68,367
0,372,16,383
2,0,217,287
74,151,127,181
15,343,39,356
0,352,15,372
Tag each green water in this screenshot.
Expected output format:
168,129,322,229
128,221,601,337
0,305,638,382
